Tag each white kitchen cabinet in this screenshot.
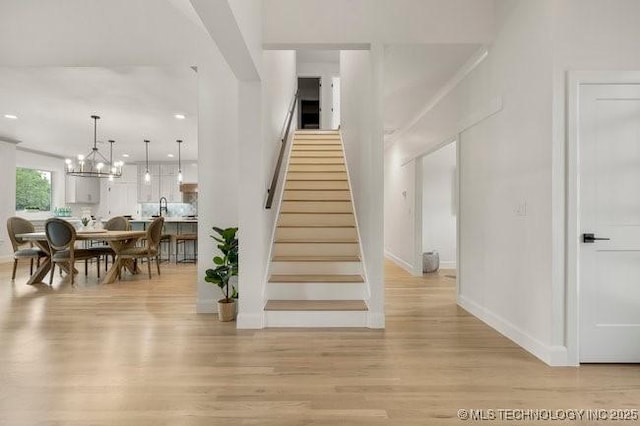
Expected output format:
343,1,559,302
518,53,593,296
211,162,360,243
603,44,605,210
160,163,179,176
119,164,138,183
182,161,198,183
137,163,183,203
160,174,181,202
65,175,100,204
104,182,138,217
137,164,160,202
159,164,181,202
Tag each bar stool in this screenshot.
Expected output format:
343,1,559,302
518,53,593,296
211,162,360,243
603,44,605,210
159,234,172,263
175,234,197,263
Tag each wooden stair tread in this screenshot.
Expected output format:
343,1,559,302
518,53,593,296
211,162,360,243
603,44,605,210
275,238,358,243
277,224,356,228
272,255,360,262
279,211,352,215
287,178,348,181
264,300,368,311
269,274,364,283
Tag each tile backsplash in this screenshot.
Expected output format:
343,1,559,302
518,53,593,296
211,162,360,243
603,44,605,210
140,202,197,218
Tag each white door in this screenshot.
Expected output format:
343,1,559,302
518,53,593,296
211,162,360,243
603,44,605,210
579,83,640,362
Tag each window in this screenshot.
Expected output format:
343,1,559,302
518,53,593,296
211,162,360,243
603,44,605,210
16,167,52,212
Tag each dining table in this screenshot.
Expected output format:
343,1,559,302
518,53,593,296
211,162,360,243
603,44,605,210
16,230,147,285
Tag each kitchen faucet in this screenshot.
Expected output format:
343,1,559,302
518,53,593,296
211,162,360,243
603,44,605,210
159,197,168,217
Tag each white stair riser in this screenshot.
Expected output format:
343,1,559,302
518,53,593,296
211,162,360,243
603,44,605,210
276,227,358,240
269,261,363,274
281,201,352,213
268,283,366,300
278,213,355,227
264,311,368,327
273,243,359,257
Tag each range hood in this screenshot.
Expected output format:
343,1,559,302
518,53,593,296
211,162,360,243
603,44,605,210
179,183,198,193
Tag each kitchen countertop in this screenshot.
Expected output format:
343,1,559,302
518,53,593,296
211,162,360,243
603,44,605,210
129,218,198,223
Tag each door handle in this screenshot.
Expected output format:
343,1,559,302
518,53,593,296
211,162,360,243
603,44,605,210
582,233,611,243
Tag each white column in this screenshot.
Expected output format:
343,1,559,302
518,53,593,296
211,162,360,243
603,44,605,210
196,63,239,313
236,80,266,328
367,43,385,328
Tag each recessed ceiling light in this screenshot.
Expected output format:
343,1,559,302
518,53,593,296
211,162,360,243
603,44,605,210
4,114,18,119
174,114,186,120
122,154,130,158
167,154,174,158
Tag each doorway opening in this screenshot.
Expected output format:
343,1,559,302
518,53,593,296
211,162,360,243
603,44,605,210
297,77,321,129
415,140,458,279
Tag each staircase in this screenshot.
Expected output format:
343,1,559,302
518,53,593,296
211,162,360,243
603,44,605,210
264,130,369,327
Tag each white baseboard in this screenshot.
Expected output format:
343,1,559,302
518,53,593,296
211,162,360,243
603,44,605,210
440,261,457,269
384,250,413,273
458,294,570,367
237,312,265,329
0,255,13,264
264,310,368,327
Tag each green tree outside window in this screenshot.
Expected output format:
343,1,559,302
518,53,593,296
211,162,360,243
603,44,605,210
16,168,52,211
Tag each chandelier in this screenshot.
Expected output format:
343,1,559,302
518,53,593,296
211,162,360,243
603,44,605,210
65,115,123,179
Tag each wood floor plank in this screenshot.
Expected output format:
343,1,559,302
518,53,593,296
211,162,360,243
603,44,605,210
1,261,639,424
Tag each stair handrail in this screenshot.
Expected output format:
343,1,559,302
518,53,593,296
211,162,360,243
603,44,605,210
265,89,299,209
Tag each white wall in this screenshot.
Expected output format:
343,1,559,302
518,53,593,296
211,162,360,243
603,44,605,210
421,142,456,269
549,0,640,363
341,49,385,327
0,141,17,261
263,0,495,47
383,146,416,271
384,0,557,362
297,60,339,130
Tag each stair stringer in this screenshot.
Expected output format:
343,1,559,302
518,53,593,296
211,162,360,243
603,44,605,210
337,131,372,303
260,126,298,313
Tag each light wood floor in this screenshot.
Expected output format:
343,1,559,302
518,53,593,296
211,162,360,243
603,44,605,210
0,260,638,425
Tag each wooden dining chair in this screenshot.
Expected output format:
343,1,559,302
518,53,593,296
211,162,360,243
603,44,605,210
44,218,102,285
118,217,164,279
6,216,46,280
90,216,130,271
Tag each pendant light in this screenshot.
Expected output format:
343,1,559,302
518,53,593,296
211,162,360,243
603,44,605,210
65,115,123,178
177,139,183,183
144,139,151,184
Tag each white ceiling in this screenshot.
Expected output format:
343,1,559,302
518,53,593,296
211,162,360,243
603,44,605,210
383,44,481,135
296,50,340,64
0,66,198,162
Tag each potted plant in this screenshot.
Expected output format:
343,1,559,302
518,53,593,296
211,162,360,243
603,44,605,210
204,226,239,321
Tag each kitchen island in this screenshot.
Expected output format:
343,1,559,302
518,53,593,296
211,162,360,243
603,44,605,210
129,218,198,263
